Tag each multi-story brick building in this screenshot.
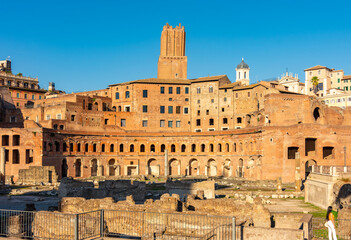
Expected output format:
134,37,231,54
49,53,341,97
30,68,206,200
2,23,351,184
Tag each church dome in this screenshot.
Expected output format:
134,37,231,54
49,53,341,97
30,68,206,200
237,58,249,69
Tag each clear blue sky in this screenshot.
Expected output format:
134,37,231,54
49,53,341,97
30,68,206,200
1,0,350,93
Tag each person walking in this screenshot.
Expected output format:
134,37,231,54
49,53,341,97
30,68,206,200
326,206,337,240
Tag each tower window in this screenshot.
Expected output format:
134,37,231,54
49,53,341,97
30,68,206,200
143,90,148,98
169,87,173,94
160,87,165,94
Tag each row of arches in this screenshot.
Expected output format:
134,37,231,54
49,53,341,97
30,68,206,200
61,157,261,179
48,141,258,154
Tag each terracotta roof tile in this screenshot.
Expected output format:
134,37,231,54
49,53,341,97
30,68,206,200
109,78,191,86
304,65,330,71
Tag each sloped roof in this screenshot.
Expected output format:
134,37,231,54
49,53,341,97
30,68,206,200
190,75,228,83
342,75,351,80
304,65,331,71
219,82,241,89
109,78,191,86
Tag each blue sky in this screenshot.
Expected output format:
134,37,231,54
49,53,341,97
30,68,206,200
1,0,350,93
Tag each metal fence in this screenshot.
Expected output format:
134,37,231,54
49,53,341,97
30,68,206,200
0,209,236,240
312,217,351,239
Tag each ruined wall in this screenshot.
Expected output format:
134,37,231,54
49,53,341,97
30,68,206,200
165,180,215,199
58,178,146,202
17,166,58,185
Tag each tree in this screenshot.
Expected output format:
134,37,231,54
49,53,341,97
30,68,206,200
311,76,319,94
17,72,23,76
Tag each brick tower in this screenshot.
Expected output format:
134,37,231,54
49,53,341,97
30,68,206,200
157,23,187,79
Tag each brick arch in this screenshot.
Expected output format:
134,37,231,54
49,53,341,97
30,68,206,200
169,158,180,176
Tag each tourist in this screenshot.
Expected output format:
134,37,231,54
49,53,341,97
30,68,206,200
325,206,337,240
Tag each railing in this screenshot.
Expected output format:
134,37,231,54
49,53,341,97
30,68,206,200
311,165,351,176
0,72,38,81
0,209,236,240
312,217,351,239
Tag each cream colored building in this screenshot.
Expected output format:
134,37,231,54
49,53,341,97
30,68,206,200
277,72,305,94
304,65,345,97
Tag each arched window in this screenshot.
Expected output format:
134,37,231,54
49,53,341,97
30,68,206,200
101,144,105,152
244,72,247,79
77,143,81,152
125,91,130,99
93,143,97,152
234,143,237,152
160,144,165,153
150,144,155,152
119,144,124,152
53,124,58,130
130,144,134,152
110,144,114,152
210,144,214,152
226,143,229,152
75,159,81,177
118,106,121,112
70,143,74,152
218,143,222,152
85,143,89,152
239,72,241,79
60,125,64,130
209,119,214,125
171,144,176,152
201,144,205,152
140,144,145,152
191,144,196,152
181,144,186,152
209,86,213,93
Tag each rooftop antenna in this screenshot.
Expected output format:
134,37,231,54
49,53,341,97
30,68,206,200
6,56,11,61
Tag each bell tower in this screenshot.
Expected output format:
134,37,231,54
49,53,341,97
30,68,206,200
236,58,250,86
157,23,187,79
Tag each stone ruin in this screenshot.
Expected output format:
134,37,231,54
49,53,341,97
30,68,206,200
58,177,146,202
165,179,215,200
17,166,58,185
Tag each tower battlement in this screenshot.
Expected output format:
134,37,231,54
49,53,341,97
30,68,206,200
158,23,187,79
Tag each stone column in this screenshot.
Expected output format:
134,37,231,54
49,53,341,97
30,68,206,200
0,147,5,184
164,150,168,177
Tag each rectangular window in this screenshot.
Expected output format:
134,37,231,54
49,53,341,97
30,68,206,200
121,119,126,127
125,91,130,98
32,95,35,100
223,118,228,124
185,98,189,102
16,93,20,98
248,92,251,97
160,106,165,113
197,110,200,116
169,87,173,94
184,107,189,114
142,120,148,127
168,106,173,114
346,80,349,83
185,87,189,94
176,106,181,114
168,120,173,128
143,90,148,98
24,94,28,99
46,115,51,120
235,93,238,98
345,87,349,91
176,87,181,94
71,115,75,121
160,87,165,94
338,78,340,83
39,96,42,100
196,119,201,126
115,92,119,99
197,87,201,94
142,105,148,112
56,114,62,120
160,120,165,127
176,120,180,128
206,110,209,115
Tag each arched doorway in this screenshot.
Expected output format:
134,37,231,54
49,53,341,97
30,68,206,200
91,159,98,176
108,159,115,176
62,159,68,178
223,159,231,177
305,160,316,179
237,159,244,178
147,159,159,176
207,159,217,177
75,159,81,177
189,159,199,176
169,158,180,176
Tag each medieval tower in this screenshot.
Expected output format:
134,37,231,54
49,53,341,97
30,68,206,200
157,23,187,79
